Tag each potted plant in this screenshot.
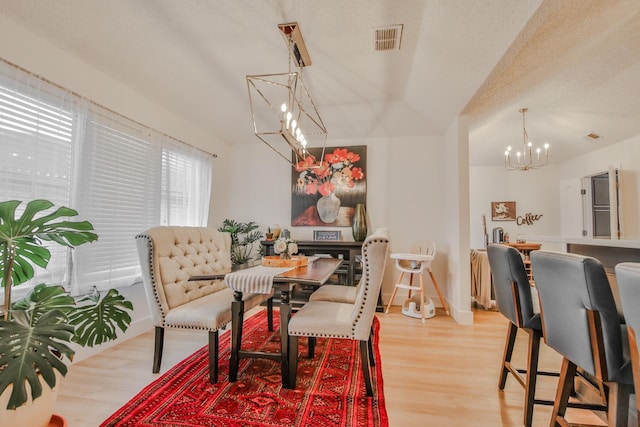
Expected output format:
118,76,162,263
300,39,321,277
0,199,133,426
218,219,264,265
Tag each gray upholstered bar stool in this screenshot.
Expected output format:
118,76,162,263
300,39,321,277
487,244,555,427
531,251,634,427
615,262,640,424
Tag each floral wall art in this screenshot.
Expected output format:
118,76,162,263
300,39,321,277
291,145,367,226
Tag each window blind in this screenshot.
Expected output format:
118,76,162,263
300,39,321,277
160,137,212,227
72,110,162,291
0,59,214,297
0,66,79,297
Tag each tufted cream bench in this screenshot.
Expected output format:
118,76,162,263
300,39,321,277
135,226,272,383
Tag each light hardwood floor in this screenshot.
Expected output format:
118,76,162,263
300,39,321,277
55,306,625,426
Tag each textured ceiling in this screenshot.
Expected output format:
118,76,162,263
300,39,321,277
465,0,640,166
0,0,638,166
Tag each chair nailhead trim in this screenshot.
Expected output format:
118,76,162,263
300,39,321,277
137,234,169,323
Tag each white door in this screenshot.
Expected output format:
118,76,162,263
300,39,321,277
560,178,584,237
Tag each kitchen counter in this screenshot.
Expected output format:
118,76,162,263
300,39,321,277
521,235,640,273
521,236,640,249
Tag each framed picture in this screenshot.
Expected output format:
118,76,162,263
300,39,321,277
313,230,342,241
291,145,367,227
491,201,516,221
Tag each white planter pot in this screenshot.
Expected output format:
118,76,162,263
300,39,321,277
0,371,63,427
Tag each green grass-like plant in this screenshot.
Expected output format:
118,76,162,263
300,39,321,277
218,219,263,265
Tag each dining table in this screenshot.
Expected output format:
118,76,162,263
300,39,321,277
192,257,342,388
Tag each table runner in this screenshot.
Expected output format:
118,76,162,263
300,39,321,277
224,264,295,294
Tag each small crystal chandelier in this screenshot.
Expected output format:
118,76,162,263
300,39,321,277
246,23,327,168
504,108,549,171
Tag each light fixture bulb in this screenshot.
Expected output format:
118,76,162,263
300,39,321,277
245,27,328,170
503,108,549,171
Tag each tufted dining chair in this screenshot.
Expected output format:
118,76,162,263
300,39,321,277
615,262,640,423
531,251,634,427
136,226,272,383
287,228,390,396
306,239,379,367
487,244,554,427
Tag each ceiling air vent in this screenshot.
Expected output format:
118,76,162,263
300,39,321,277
372,25,403,51
586,132,601,140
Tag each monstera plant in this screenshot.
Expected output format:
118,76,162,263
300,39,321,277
0,199,133,413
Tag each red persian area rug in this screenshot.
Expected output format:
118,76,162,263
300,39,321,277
101,309,388,427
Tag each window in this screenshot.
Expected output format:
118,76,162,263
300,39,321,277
581,168,620,240
160,138,212,227
0,66,79,292
0,59,213,296
591,172,611,238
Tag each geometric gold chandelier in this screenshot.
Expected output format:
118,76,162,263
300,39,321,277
504,107,549,171
246,22,327,168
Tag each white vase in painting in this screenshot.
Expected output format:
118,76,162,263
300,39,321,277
316,193,341,223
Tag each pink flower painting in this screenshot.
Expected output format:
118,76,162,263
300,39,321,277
291,146,367,226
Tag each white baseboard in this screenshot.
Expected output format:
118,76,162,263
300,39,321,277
381,291,474,325
450,305,474,325
382,291,444,307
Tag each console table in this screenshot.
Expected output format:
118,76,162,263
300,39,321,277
261,240,384,311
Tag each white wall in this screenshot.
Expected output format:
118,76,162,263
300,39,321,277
1,14,488,353
559,135,640,240
469,165,561,249
468,135,640,256
441,116,473,325
218,135,455,311
0,15,226,357
0,16,217,153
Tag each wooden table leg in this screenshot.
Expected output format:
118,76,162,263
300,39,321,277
229,291,244,382
279,288,293,389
